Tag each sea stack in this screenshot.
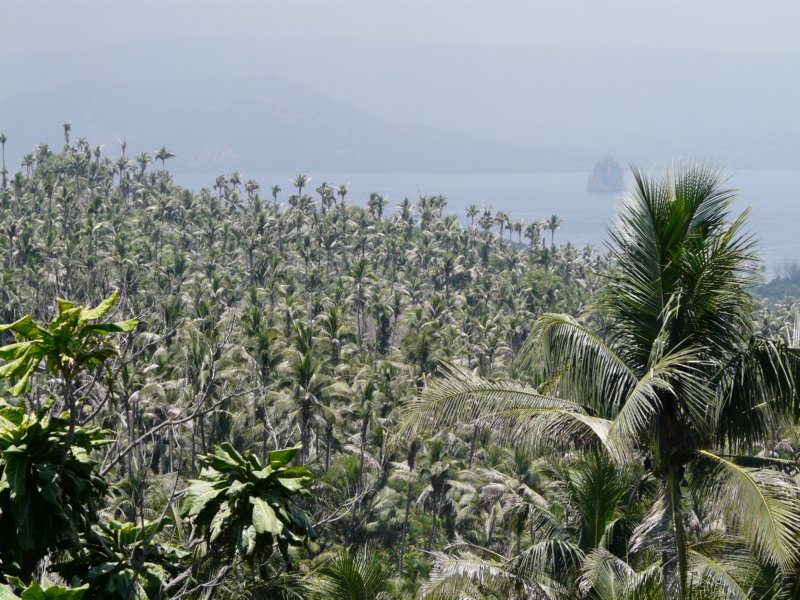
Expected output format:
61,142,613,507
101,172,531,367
587,157,624,193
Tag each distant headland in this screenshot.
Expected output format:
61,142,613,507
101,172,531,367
587,156,624,193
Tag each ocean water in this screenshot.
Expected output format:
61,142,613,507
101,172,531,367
173,170,800,274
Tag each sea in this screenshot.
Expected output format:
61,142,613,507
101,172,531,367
173,170,800,277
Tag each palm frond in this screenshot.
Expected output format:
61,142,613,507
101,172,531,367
400,363,619,457
714,337,799,451
692,451,800,570
517,313,636,417
306,545,392,600
579,548,662,600
420,551,522,600
610,347,710,444
687,534,762,600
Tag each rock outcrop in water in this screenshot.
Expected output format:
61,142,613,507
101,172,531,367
587,157,624,193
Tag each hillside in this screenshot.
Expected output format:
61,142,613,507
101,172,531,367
0,137,799,598
0,77,587,174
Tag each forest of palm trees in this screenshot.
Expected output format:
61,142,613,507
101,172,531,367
0,130,799,599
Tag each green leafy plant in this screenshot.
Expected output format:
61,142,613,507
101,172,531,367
0,291,136,396
0,401,110,580
0,579,88,600
182,443,317,563
53,519,188,600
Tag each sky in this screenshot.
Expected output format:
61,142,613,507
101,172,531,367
4,0,800,54
1,0,799,172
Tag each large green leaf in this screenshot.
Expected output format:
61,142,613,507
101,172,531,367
267,445,300,468
251,497,282,536
0,316,47,340
0,449,28,498
79,321,138,337
80,292,119,321
185,487,224,518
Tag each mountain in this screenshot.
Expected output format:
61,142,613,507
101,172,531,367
0,77,589,175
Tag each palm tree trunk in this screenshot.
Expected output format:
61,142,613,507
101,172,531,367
468,424,479,468
262,396,269,461
325,423,332,471
427,496,438,551
358,417,368,492
300,402,310,464
666,467,688,600
399,478,413,572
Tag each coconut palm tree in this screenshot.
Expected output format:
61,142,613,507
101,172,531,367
273,330,349,464
154,146,175,172
336,183,349,205
546,214,562,247
305,545,395,599
291,173,310,196
63,121,71,147
405,164,800,598
466,204,479,228
524,220,543,249
135,152,151,179
0,132,7,190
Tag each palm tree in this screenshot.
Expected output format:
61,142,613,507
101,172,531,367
396,438,421,573
524,220,542,249
244,179,260,202
494,211,509,238
291,173,310,196
546,214,562,247
316,182,335,213
135,152,150,179
405,164,800,598
154,146,175,171
416,438,456,552
336,183,349,205
305,546,395,599
513,220,523,244
63,121,71,147
466,204,479,228
274,331,349,465
0,132,7,190
229,171,241,194
368,192,387,219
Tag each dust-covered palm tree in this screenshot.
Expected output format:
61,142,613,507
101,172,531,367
546,214,562,247
273,327,349,464
154,146,174,172
405,164,800,598
466,204,479,228
291,173,310,196
0,132,7,190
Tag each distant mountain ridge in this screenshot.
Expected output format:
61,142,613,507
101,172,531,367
0,76,589,174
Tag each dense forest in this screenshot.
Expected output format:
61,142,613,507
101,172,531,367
0,130,799,599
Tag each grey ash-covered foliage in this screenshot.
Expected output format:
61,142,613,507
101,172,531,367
1,132,799,599
0,132,603,598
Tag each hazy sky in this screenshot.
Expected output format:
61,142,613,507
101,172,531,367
3,0,800,55
2,0,799,172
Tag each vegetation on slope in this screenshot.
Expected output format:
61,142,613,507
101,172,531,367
0,131,798,598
